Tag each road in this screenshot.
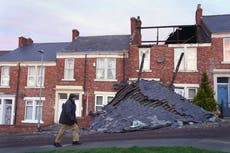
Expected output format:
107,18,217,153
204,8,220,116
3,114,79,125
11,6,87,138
0,121,230,153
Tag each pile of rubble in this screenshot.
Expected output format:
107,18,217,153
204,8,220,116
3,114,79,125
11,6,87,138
90,80,216,133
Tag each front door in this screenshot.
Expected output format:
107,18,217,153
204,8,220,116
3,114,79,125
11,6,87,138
0,97,14,125
217,84,230,116
57,93,81,122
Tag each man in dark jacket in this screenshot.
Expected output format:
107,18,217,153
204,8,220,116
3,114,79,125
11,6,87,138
54,94,81,147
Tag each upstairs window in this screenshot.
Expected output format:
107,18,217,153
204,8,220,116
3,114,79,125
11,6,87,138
64,58,74,80
174,47,197,72
1,66,10,87
27,66,45,87
224,38,230,61
139,48,150,71
96,58,116,80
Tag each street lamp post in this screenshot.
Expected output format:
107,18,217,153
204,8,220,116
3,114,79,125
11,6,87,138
37,50,44,132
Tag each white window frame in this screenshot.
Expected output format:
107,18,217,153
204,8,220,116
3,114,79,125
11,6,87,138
139,48,151,71
64,58,74,80
223,38,230,62
95,94,115,111
174,47,197,72
1,66,10,87
27,66,45,88
96,58,116,81
22,97,45,123
174,84,199,100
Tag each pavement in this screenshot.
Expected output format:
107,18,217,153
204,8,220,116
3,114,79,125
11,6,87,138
0,119,230,153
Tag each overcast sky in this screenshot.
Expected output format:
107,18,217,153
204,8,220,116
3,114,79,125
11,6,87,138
0,0,230,50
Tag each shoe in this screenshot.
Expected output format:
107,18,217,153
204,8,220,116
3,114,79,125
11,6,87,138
72,141,82,145
54,142,62,147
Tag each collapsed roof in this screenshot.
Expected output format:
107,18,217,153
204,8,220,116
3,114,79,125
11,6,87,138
90,80,215,133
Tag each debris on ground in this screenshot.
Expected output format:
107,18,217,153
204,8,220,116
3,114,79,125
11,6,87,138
90,80,217,133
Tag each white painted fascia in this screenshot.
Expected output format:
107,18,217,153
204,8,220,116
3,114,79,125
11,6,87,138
212,33,230,38
168,43,211,48
0,61,56,66
57,51,128,59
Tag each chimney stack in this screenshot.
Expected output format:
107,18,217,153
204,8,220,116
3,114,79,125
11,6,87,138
196,4,203,26
72,29,80,41
18,36,33,48
130,16,142,45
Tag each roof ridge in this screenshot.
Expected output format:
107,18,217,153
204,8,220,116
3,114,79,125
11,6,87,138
202,14,230,17
78,34,130,38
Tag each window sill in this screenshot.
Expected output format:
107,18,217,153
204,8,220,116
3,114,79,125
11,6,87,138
21,120,44,124
61,79,76,81
25,86,45,89
0,86,10,88
175,70,198,73
94,79,117,82
221,61,230,64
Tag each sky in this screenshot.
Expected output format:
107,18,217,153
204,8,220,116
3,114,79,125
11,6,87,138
0,0,230,50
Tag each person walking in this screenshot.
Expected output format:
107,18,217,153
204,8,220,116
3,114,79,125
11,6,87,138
54,94,82,147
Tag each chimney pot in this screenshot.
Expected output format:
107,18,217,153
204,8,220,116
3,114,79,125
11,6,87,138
196,4,203,26
72,29,80,41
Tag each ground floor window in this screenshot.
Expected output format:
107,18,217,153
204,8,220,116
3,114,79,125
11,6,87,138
22,97,45,123
95,94,115,111
174,84,198,100
0,95,15,125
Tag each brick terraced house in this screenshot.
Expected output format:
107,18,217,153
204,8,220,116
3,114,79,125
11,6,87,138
0,4,230,133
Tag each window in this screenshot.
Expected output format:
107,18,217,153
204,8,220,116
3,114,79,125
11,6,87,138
174,47,197,72
1,66,10,87
64,58,74,80
27,66,45,87
23,97,44,123
96,58,116,80
139,48,150,71
224,38,230,61
174,86,198,100
188,88,197,99
95,95,114,111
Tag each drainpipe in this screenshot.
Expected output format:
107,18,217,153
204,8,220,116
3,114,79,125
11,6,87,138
83,54,87,117
123,53,126,81
14,62,21,124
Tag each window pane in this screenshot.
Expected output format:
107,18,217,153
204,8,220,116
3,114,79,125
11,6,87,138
139,49,150,70
187,48,197,71
174,48,185,71
217,77,228,83
107,69,115,79
26,101,33,105
96,96,103,105
59,93,68,99
188,88,196,99
35,106,42,120
97,58,105,69
96,69,105,79
64,59,74,79
25,106,33,120
1,66,10,86
174,88,185,97
224,38,230,49
96,106,102,112
107,96,114,103
28,67,36,86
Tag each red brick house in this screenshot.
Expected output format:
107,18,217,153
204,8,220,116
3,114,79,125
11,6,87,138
0,4,230,133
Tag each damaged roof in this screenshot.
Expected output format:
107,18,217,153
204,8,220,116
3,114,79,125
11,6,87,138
202,14,230,33
90,80,214,133
65,35,130,52
0,42,69,62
